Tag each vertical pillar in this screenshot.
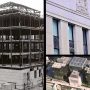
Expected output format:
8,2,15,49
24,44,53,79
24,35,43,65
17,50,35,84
38,16,41,62
21,28,23,66
10,14,12,67
46,15,54,54
73,25,84,54
2,16,3,65
59,20,69,54
87,30,90,54
29,15,31,66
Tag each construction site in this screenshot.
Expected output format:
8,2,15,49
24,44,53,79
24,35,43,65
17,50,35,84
0,1,44,90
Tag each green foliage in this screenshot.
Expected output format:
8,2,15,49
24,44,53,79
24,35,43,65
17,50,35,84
86,73,90,85
82,70,90,88
53,65,71,82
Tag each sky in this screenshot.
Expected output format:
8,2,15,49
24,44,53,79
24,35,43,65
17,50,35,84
0,0,44,17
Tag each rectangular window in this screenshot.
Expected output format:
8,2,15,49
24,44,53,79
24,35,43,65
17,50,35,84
35,35,39,40
0,35,2,40
53,19,58,36
34,70,37,78
54,49,59,54
0,43,1,51
83,29,88,55
53,19,59,54
3,35,6,40
31,35,34,40
68,24,74,55
39,69,41,77
3,43,7,50
9,44,12,50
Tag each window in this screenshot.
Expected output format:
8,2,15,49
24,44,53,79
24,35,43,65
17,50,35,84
68,24,74,55
0,35,2,40
53,19,58,36
9,44,12,50
30,67,34,71
31,54,34,59
39,69,41,77
0,43,1,51
34,70,37,78
6,35,9,40
54,49,59,54
35,35,39,40
53,19,59,54
3,35,6,40
35,43,39,50
22,35,28,40
3,43,7,50
27,72,30,80
23,43,28,50
83,29,88,55
31,35,34,40
9,35,13,40
35,54,39,59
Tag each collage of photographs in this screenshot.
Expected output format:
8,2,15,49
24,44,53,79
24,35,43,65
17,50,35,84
0,0,90,90
46,0,90,90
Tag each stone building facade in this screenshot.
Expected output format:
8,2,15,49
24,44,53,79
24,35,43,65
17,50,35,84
46,0,90,55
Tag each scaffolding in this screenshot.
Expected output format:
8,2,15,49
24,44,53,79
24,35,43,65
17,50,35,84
0,2,44,68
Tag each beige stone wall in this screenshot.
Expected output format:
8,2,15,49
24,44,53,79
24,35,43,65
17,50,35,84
73,25,84,54
58,20,70,54
0,66,43,89
0,69,24,89
46,0,90,55
46,15,90,55
46,15,54,54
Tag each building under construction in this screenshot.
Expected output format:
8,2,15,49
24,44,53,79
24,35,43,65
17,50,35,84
0,2,44,90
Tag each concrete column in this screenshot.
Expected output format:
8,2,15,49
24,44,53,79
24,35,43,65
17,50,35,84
87,30,90,54
73,25,84,54
46,15,54,54
59,20,69,54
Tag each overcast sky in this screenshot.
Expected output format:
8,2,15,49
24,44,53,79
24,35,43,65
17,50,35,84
0,0,44,17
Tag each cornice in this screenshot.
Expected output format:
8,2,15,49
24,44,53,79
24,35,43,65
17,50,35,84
46,11,90,29
46,0,90,20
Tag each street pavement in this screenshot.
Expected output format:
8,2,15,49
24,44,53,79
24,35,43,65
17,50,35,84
31,85,43,90
47,78,90,90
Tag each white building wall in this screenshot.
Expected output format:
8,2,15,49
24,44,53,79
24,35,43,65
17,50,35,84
47,0,90,16
0,69,24,89
46,0,90,29
73,25,84,54
0,66,43,89
46,15,54,54
46,0,90,55
30,66,43,86
59,20,69,54
47,0,76,11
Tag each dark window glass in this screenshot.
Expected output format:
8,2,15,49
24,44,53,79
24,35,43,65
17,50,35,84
68,24,74,54
34,70,37,78
39,69,41,77
53,19,59,54
83,29,88,54
54,49,59,54
53,19,58,36
54,36,59,49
